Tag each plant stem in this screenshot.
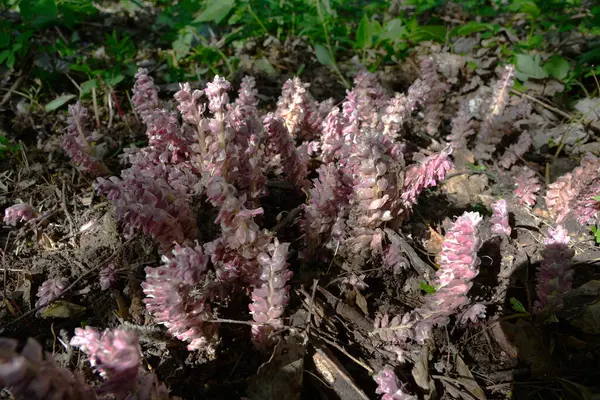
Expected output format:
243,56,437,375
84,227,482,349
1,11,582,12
315,0,349,88
247,4,269,36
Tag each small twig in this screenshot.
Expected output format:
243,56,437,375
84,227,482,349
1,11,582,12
317,286,374,332
444,169,496,181
107,92,114,129
384,229,437,281
60,179,75,235
272,205,303,233
431,375,479,400
0,72,26,108
92,87,100,128
312,333,373,374
510,88,571,120
305,279,319,336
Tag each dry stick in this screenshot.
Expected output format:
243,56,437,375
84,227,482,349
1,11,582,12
431,375,480,400
316,286,374,333
305,279,319,337
2,231,13,298
0,241,127,333
312,332,373,374
0,73,26,108
271,205,303,233
60,179,75,235
510,89,572,120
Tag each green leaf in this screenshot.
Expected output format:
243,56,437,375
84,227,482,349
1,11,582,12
172,27,194,61
357,15,372,49
379,18,405,42
517,34,543,50
103,73,125,87
408,25,447,43
194,0,235,24
253,57,277,76
544,55,570,81
80,79,98,95
592,195,600,202
320,0,333,15
370,20,382,39
7,52,15,69
514,54,548,80
451,21,492,37
592,226,600,244
314,44,335,67
466,163,487,171
420,281,436,294
20,0,58,24
510,297,527,313
45,94,76,112
0,49,10,64
508,0,540,19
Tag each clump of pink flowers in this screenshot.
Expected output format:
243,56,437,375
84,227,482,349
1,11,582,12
416,212,485,334
0,337,96,399
373,211,484,344
70,326,170,399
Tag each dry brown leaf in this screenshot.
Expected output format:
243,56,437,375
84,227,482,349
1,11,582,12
455,354,486,400
355,291,368,315
411,344,430,390
423,226,444,258
247,334,306,400
443,173,489,207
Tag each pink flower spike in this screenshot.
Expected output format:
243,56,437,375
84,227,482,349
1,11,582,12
374,366,415,400
513,166,540,207
249,239,293,347
3,203,38,226
402,147,454,209
534,225,575,316
132,68,159,126
36,277,69,308
490,199,511,237
70,326,170,399
142,243,218,354
0,337,97,399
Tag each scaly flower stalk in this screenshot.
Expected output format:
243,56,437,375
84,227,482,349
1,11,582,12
401,148,454,210
35,277,69,308
546,153,600,224
263,113,309,190
473,65,516,160
62,102,109,175
499,131,532,169
142,244,218,354
490,199,511,237
374,366,415,400
132,68,159,126
513,166,541,207
447,101,475,150
249,239,293,347
534,225,575,316
373,212,484,344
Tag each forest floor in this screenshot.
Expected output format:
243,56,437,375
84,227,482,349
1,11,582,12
1,2,600,400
